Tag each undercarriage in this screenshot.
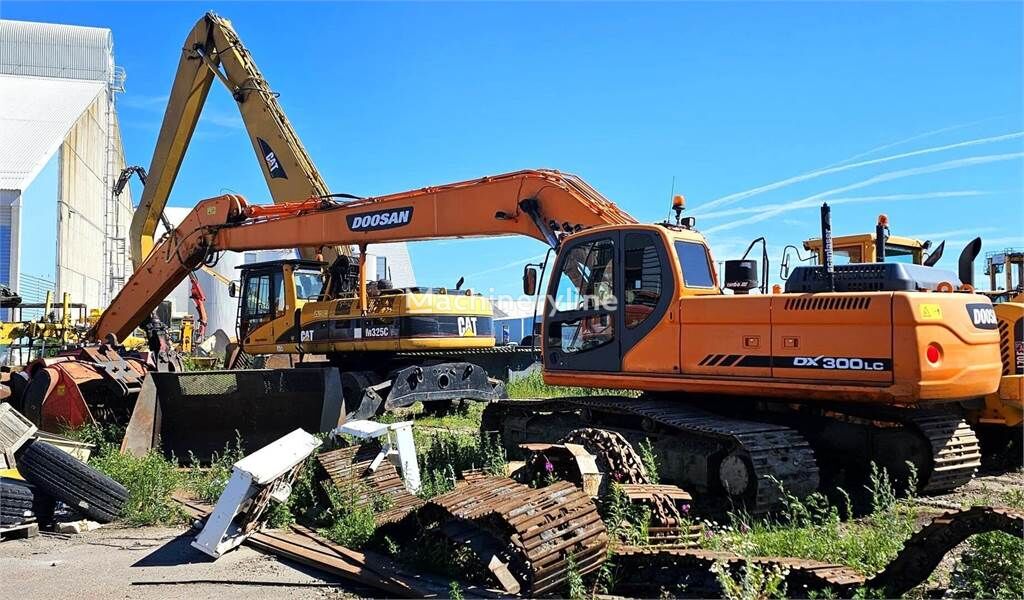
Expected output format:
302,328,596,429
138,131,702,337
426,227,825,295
482,393,982,513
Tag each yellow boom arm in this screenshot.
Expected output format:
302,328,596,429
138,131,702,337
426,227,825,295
129,11,343,266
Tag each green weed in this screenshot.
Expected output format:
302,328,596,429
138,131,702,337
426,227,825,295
600,482,650,546
711,561,788,600
565,553,587,600
448,581,464,600
638,438,660,484
948,486,1024,599
506,371,636,399
61,422,125,448
88,445,186,526
184,435,245,504
415,429,507,499
317,482,388,548
706,465,919,575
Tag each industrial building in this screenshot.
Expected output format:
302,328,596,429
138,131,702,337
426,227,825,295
0,19,133,314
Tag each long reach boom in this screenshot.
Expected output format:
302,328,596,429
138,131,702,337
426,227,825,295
94,169,634,343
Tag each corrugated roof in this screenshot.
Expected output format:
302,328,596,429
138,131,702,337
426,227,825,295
0,74,105,190
0,19,112,81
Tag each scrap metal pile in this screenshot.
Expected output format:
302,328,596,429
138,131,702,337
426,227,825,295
172,423,1023,599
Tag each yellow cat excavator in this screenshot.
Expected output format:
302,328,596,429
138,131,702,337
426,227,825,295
11,12,536,447
81,169,1004,511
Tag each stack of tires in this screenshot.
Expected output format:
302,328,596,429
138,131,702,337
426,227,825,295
0,440,128,527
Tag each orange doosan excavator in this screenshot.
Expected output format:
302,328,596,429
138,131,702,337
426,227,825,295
81,169,1008,512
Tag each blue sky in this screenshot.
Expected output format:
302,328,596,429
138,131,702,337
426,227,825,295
8,1,1023,296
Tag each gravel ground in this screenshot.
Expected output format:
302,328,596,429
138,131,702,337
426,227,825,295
0,525,364,600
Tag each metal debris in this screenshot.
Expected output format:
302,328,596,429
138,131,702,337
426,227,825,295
619,483,698,547
426,475,609,596
612,505,1024,598
560,428,649,486
317,443,424,525
517,441,603,496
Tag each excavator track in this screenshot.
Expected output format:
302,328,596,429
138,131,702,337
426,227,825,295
908,414,982,494
483,396,819,513
612,505,1024,598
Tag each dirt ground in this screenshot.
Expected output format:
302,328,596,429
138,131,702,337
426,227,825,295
0,525,365,600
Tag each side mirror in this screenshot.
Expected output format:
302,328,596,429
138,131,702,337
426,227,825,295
523,265,538,296
228,281,238,298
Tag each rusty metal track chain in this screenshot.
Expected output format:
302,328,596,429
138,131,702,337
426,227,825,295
487,396,818,513
909,414,982,494
613,505,1024,598
865,505,1024,597
396,346,540,358
317,444,424,525
560,428,649,486
425,476,608,596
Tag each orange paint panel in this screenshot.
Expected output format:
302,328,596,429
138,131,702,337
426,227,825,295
772,293,893,384
891,294,1001,400
622,308,680,373
679,295,772,378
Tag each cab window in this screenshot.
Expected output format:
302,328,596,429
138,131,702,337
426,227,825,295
294,269,325,301
832,245,863,264
553,238,616,311
549,238,615,353
242,271,283,317
884,244,916,264
674,240,714,288
624,233,661,328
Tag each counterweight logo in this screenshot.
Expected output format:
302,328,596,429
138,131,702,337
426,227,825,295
257,137,287,179
347,207,414,232
966,303,998,330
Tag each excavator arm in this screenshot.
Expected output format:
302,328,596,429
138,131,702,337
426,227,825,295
129,11,342,267
93,169,634,343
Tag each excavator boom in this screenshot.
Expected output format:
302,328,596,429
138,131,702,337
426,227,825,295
94,169,634,344
129,11,340,266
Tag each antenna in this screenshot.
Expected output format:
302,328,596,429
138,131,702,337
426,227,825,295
666,176,676,222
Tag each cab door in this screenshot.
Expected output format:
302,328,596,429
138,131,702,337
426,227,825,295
545,234,621,372
238,268,283,348
618,231,677,373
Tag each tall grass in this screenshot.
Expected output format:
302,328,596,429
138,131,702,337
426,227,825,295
506,371,637,399
705,464,919,575
948,488,1024,599
88,446,187,526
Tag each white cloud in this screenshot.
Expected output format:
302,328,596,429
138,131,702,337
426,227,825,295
694,132,1024,215
703,153,1023,234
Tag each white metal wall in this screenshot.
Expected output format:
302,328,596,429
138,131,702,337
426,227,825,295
56,94,108,309
0,20,112,81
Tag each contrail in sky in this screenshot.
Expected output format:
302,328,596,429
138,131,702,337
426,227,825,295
907,226,999,240
821,116,1006,168
694,131,1023,214
697,191,988,221
466,253,547,278
703,152,1024,233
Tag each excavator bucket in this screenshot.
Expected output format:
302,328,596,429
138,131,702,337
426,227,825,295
122,368,343,463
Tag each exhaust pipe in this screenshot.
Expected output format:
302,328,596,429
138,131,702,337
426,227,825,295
958,237,982,287
820,203,835,292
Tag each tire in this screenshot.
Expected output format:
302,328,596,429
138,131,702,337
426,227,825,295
1,477,37,525
15,440,127,523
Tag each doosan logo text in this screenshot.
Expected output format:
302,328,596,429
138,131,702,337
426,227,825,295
966,303,998,330
347,207,414,232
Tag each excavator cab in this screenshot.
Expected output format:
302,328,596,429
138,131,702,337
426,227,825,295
544,224,716,375
802,233,927,265
236,259,324,348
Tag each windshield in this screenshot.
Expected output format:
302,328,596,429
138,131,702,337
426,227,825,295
294,270,325,300
884,244,917,263
674,240,715,288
